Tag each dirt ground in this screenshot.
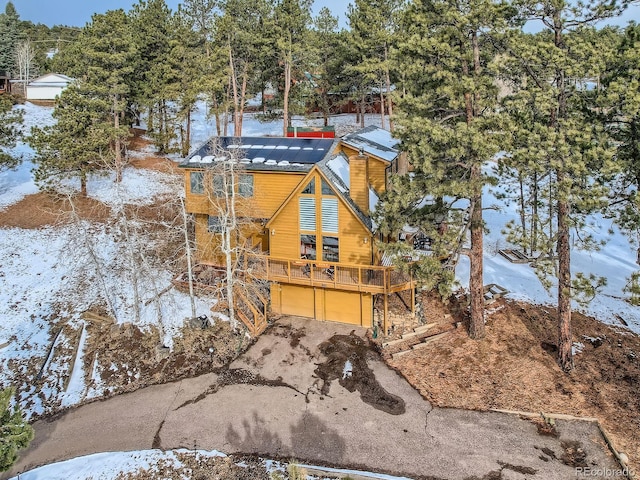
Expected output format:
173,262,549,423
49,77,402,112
388,294,640,474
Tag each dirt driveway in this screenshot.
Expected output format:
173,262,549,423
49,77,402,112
5,317,620,479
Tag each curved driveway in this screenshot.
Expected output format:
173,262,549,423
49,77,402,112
4,318,619,479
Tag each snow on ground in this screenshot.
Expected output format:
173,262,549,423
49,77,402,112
456,164,640,335
11,449,226,480
11,449,413,480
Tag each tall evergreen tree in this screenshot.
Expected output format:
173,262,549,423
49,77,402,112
0,95,23,171
217,0,271,136
31,83,112,196
378,0,511,339
310,7,341,126
130,0,173,150
273,0,312,136
597,24,640,263
347,0,404,131
503,0,623,371
0,2,20,75
0,387,34,472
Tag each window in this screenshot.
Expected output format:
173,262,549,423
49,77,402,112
321,198,338,233
213,175,225,197
299,197,316,231
322,236,339,262
300,234,316,260
302,178,315,194
190,171,204,194
321,179,335,196
208,216,223,233
239,174,254,197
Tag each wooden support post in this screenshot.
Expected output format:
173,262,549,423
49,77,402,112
411,287,416,315
383,294,389,337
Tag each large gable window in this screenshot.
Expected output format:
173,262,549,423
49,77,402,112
322,236,339,262
299,197,316,231
321,197,338,233
300,234,316,260
190,171,204,194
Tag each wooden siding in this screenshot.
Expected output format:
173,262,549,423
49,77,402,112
339,200,372,264
340,145,389,194
368,158,387,193
252,171,306,218
268,171,372,265
349,154,369,214
184,169,305,218
269,192,300,259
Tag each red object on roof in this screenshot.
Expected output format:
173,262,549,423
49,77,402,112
286,126,335,139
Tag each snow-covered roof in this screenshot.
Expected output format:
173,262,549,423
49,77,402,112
27,73,75,87
181,137,337,173
341,125,399,163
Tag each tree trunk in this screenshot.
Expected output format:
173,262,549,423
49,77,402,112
518,172,526,251
469,165,485,339
228,45,240,136
384,43,394,132
114,94,123,183
180,197,197,319
360,94,366,128
379,79,386,130
557,179,573,371
184,108,191,157
283,58,292,137
80,174,87,198
466,31,485,339
532,172,538,255
238,64,248,137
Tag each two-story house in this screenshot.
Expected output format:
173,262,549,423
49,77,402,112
179,126,416,336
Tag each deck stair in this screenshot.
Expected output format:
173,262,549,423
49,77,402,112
234,286,269,336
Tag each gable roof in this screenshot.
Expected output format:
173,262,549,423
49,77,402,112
342,125,399,163
266,161,373,234
27,73,74,87
180,136,337,173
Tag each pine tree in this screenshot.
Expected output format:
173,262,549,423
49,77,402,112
81,10,136,182
217,0,272,136
31,83,111,196
503,0,623,371
0,2,20,75
378,0,511,339
273,0,312,136
0,387,34,472
597,24,640,263
347,0,404,131
130,0,173,151
310,8,341,126
0,94,23,171
166,7,206,157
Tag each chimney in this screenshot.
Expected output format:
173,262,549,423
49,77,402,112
349,149,370,214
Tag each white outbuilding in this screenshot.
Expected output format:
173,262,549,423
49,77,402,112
26,73,74,101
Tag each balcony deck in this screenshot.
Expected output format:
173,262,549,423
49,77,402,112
246,255,416,295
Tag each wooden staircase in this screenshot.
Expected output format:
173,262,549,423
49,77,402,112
234,286,269,336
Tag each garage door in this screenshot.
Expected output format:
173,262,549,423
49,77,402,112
324,290,363,326
279,284,315,318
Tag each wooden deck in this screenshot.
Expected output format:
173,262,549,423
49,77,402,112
246,254,416,295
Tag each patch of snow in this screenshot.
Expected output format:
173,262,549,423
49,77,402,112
327,155,350,188
60,322,88,408
342,359,353,379
11,449,227,480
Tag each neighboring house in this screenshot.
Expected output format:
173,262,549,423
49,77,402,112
180,126,416,335
0,71,11,94
26,73,74,101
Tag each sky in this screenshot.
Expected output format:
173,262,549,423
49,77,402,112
1,0,638,30
1,0,349,27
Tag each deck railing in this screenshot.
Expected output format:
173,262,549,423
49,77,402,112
245,254,415,294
